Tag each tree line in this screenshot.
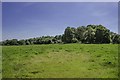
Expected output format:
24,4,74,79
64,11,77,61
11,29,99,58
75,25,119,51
1,24,120,45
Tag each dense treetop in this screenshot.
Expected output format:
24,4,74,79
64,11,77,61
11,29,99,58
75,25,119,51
1,24,120,45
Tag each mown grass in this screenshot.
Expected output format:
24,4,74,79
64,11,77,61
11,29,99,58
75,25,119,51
2,44,118,78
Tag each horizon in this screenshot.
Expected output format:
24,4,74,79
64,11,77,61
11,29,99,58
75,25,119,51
2,2,118,41
1,24,118,41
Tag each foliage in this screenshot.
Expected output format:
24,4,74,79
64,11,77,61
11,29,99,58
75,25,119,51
1,24,120,45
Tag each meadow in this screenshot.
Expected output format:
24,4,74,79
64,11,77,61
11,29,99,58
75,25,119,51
2,44,118,78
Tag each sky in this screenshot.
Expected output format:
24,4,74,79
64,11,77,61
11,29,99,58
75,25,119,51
2,2,118,40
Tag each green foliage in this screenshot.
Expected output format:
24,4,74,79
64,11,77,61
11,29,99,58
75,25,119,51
18,40,25,45
25,40,30,45
76,26,86,42
2,39,18,45
112,34,120,44
1,24,120,45
95,25,110,43
63,25,120,44
63,27,76,43
72,38,78,43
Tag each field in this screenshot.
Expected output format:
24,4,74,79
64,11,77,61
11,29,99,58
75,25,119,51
2,44,118,78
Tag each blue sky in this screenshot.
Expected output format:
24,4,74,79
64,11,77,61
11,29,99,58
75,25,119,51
2,2,118,40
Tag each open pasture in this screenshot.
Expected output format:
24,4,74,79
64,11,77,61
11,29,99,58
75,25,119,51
2,44,118,78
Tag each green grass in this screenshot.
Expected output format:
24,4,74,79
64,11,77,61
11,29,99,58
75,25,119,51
2,44,118,78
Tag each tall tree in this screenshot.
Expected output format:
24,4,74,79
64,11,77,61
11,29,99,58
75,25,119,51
95,25,110,43
113,34,120,44
63,27,75,43
18,40,25,45
84,25,96,43
76,26,86,43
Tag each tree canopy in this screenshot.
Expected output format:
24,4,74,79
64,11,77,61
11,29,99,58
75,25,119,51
1,24,120,45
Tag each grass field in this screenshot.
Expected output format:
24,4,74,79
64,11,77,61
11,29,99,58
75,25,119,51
2,44,118,78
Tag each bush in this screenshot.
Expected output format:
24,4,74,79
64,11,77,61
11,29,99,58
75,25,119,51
72,38,78,43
